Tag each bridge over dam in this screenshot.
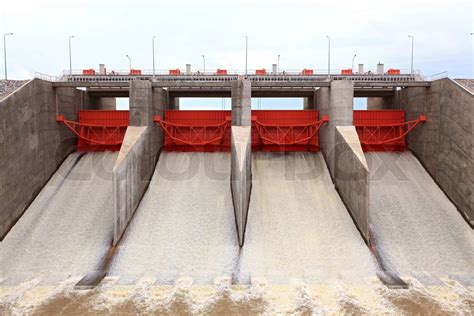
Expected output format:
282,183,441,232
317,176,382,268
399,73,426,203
0,70,472,312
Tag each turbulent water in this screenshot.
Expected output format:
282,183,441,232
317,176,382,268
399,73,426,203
1,151,473,314
109,152,240,284
0,152,117,285
238,152,376,284
367,152,474,285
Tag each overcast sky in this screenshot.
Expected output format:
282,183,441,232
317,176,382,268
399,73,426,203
1,0,472,108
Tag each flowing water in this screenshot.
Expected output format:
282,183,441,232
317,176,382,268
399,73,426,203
0,151,473,314
0,152,117,285
367,152,474,286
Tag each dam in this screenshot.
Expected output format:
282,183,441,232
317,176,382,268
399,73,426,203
0,69,472,314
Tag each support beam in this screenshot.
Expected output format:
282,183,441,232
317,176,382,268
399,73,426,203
231,77,251,126
169,97,180,110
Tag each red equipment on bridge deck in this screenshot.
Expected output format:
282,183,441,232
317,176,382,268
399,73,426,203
354,110,426,152
154,110,232,152
56,110,129,152
252,110,328,152
302,69,314,75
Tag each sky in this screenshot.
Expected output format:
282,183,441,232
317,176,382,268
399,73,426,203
1,0,473,109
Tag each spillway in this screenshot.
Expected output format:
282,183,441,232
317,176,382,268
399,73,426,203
238,152,377,284
0,152,117,285
109,152,240,284
368,152,474,285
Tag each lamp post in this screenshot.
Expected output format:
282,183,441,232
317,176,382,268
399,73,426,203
68,35,75,76
326,35,331,78
352,54,357,71
126,55,131,71
152,36,156,78
3,33,13,80
202,54,206,73
408,35,414,75
245,36,248,76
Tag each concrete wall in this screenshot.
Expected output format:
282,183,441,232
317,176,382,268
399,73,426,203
334,126,370,243
231,78,251,126
112,81,166,245
367,96,395,110
316,81,354,178
0,79,84,239
88,96,117,110
395,78,473,225
230,126,252,246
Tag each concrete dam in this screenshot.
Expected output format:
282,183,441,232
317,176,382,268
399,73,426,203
0,71,472,314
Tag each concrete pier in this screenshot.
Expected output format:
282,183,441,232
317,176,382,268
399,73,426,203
112,81,166,245
230,77,252,246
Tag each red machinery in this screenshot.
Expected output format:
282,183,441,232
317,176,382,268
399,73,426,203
252,110,328,152
216,69,228,75
302,69,314,75
56,110,129,151
354,110,426,152
255,69,267,75
341,69,353,75
154,110,232,152
155,110,328,152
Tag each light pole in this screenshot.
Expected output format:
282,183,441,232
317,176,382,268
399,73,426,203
326,35,331,78
152,36,156,78
68,35,75,76
277,54,280,73
3,33,13,80
202,54,206,73
126,54,131,71
408,35,414,75
352,54,357,71
245,36,248,76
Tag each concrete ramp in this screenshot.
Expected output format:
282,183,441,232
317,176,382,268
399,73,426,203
0,152,117,284
238,152,376,284
368,152,474,285
109,152,240,284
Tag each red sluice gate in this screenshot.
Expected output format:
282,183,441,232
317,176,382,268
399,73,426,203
56,110,130,152
154,110,328,152
354,110,426,152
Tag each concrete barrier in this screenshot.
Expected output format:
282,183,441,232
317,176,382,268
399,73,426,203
334,126,370,243
0,79,86,239
112,126,159,245
231,126,252,246
393,78,473,226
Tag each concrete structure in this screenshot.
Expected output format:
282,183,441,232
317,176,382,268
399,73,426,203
392,78,473,226
0,79,85,240
334,126,370,243
231,78,251,126
88,96,117,110
230,126,252,246
112,81,166,245
316,81,354,178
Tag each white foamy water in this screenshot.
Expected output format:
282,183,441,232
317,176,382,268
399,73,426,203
238,152,377,284
109,152,240,284
0,152,117,285
368,152,474,285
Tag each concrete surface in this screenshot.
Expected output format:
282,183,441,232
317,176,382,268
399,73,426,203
334,126,370,243
367,97,395,110
316,81,354,179
0,152,117,284
109,152,239,284
230,126,252,246
393,78,473,226
88,96,117,110
0,79,85,240
112,83,166,245
231,77,251,126
367,152,474,285
238,152,376,284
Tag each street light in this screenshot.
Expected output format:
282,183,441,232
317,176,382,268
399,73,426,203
152,36,156,78
245,36,248,76
326,35,331,78
408,35,414,75
126,54,131,71
202,54,206,73
277,54,280,73
352,54,357,71
3,33,13,80
68,35,75,76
